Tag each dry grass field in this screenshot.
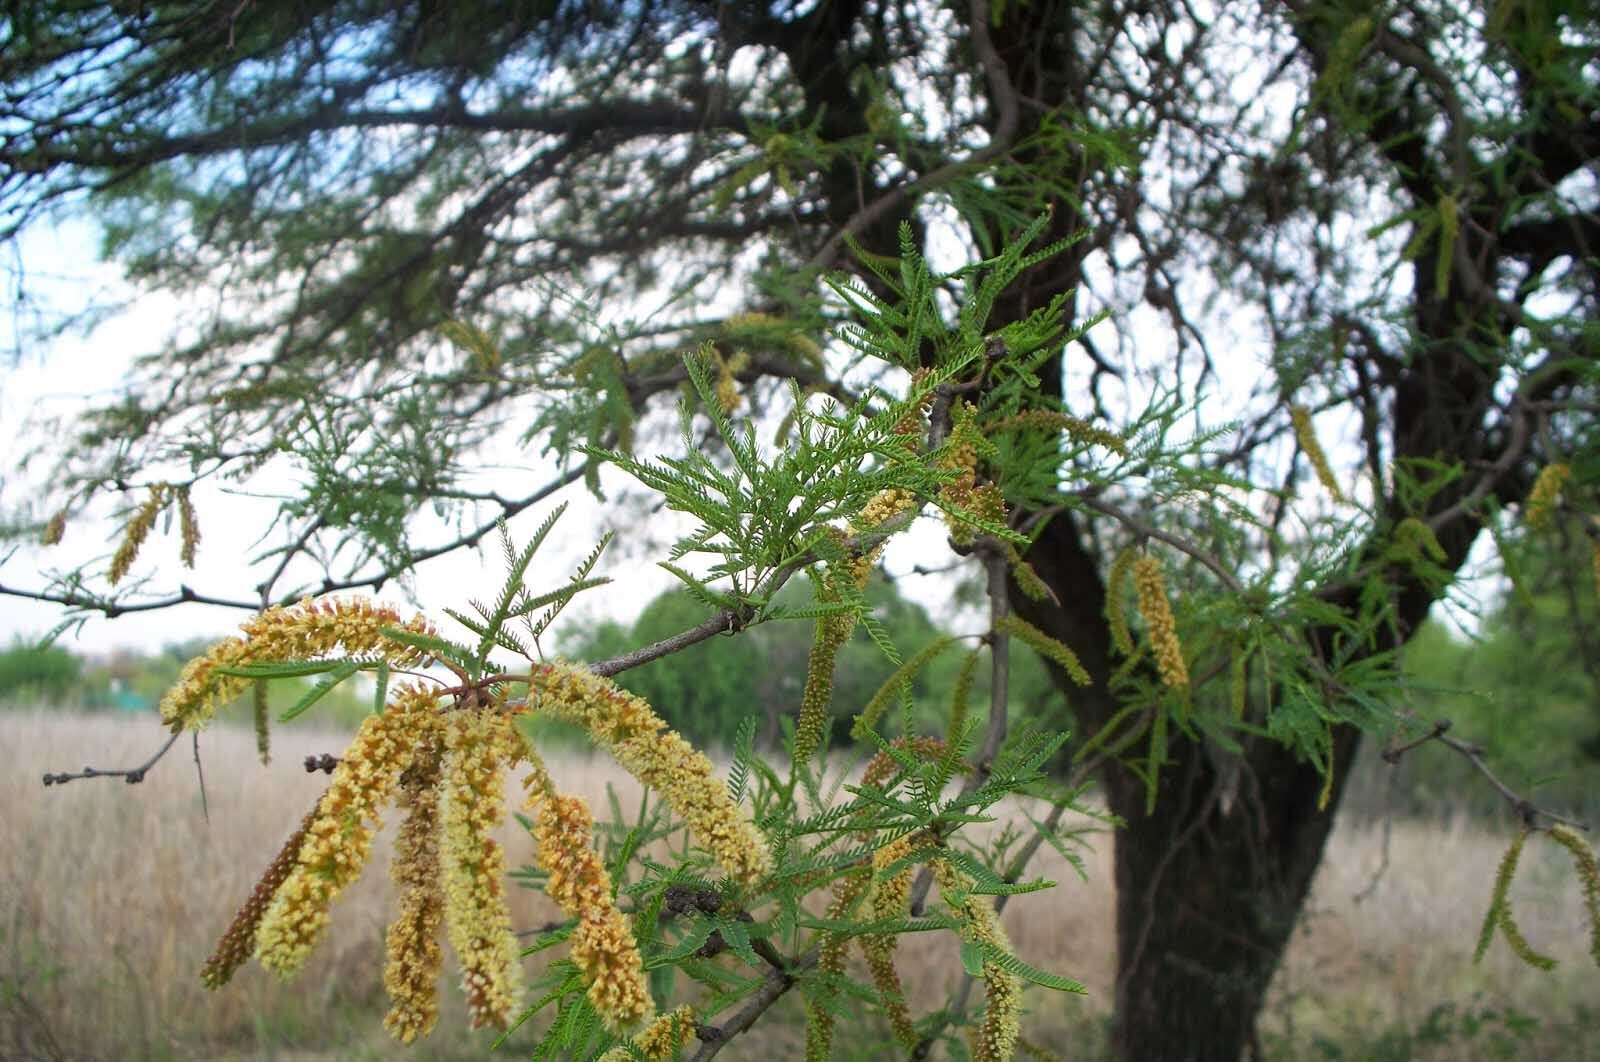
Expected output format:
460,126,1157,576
2,709,1595,1061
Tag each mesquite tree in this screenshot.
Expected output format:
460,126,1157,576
6,2,1600,1059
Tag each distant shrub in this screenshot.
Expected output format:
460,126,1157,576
0,640,84,704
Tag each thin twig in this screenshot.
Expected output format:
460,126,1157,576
41,728,182,787
1382,717,1589,831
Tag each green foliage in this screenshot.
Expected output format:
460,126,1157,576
1358,527,1600,822
0,639,83,703
562,577,1055,753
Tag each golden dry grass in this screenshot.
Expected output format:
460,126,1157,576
2,709,1595,1061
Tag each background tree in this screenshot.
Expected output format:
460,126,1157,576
3,2,1598,1060
559,577,1055,750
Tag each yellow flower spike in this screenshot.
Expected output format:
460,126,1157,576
253,680,271,765
383,740,446,1043
176,484,201,568
529,788,652,1029
41,508,67,546
1104,548,1137,656
804,870,872,1062
201,797,323,989
862,835,918,1049
1524,462,1571,529
108,483,167,585
439,709,525,1030
527,663,772,889
1544,825,1600,968
861,736,947,791
931,857,1021,1062
996,614,1091,686
598,1005,697,1061
988,409,1129,455
1290,404,1346,503
795,606,852,764
158,597,438,732
852,486,919,535
255,685,437,978
1133,555,1189,689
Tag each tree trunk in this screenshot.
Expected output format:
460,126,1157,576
1103,728,1361,1061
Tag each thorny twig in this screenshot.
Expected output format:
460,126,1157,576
1381,717,1589,831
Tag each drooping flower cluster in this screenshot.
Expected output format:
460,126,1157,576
109,484,167,585
202,678,531,1040
996,614,1091,687
803,869,872,1062
1291,404,1346,503
526,662,772,889
438,708,526,1029
1525,462,1571,528
187,596,775,1047
988,409,1129,455
1133,555,1189,688
383,745,446,1043
598,1006,697,1061
1546,824,1600,968
525,760,652,1029
936,401,1007,546
862,833,919,1048
1104,547,1137,655
159,597,437,731
255,685,439,976
931,856,1021,1062
796,592,856,763
201,798,322,989
175,484,201,568
41,507,67,546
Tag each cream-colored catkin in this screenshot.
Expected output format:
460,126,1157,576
255,686,435,977
598,1006,697,1061
41,508,67,546
1291,404,1346,503
1524,462,1571,529
526,662,771,889
795,604,852,764
931,856,1020,1062
109,483,167,585
158,596,437,732
252,681,271,765
1132,556,1189,688
861,835,918,1048
1545,824,1600,968
804,870,871,1062
527,783,652,1030
988,409,1128,455
439,709,526,1030
1105,548,1136,655
382,740,446,1043
176,484,201,567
